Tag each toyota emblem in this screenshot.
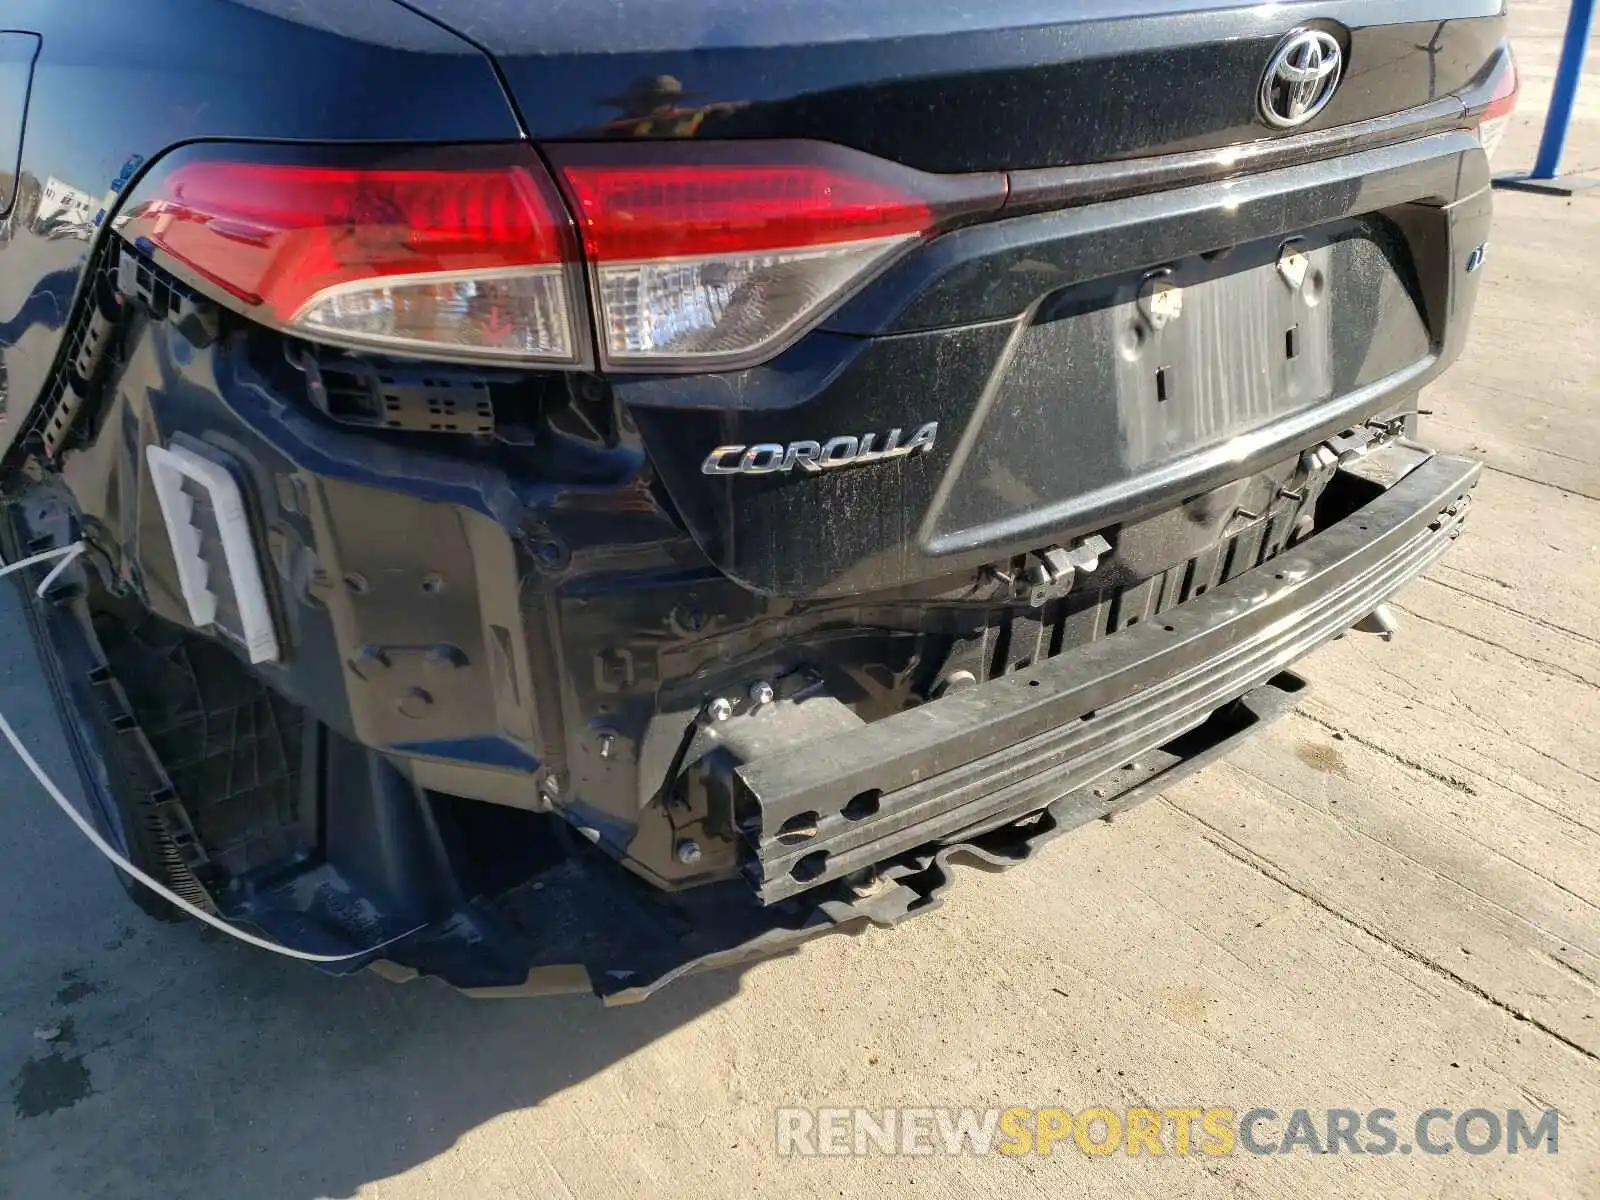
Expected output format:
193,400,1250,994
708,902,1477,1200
1259,29,1343,128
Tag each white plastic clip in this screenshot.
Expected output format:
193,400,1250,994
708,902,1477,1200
146,444,279,664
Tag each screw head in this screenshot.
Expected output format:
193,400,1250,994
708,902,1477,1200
705,697,733,722
748,680,775,706
675,838,703,866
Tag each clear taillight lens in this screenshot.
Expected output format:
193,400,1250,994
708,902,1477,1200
1476,52,1519,162
116,151,581,363
295,270,573,359
591,240,909,361
549,144,1006,367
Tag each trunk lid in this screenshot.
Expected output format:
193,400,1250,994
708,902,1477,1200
404,0,1504,171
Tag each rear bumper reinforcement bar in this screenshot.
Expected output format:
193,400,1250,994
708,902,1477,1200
739,452,1481,904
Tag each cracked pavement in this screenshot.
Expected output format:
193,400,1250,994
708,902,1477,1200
3,2,1598,1196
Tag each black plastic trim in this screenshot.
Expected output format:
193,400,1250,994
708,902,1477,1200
830,128,1488,336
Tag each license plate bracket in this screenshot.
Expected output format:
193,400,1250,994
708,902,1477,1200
922,218,1431,551
1112,237,1335,466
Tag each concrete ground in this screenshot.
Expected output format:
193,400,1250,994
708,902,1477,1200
3,5,1598,1198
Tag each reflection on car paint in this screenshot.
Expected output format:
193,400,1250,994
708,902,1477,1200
33,176,96,240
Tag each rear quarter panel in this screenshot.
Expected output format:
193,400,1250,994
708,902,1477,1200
0,0,518,460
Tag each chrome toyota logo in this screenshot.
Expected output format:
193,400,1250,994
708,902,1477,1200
1259,29,1343,128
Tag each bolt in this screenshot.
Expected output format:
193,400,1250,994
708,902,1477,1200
598,732,615,760
932,669,977,699
675,838,703,866
748,680,775,706
540,771,565,801
705,696,733,722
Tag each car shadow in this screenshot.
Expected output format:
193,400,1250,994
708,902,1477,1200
0,604,753,1198
6,909,752,1198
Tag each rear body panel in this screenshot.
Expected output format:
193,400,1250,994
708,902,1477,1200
0,0,1507,999
627,131,1492,595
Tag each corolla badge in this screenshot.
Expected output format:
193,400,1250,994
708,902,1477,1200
701,423,939,475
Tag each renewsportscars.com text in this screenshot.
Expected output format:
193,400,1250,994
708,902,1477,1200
775,1106,1559,1158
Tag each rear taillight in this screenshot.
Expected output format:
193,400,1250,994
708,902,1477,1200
117,148,581,363
547,143,1003,367
116,142,1005,370
1475,53,1519,162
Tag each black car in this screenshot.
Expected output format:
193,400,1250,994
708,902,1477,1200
0,0,1517,1000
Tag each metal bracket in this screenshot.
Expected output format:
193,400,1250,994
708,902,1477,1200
1322,417,1404,466
1017,534,1111,607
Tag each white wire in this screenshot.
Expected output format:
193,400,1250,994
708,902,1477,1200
1,542,424,964
4,541,86,580
34,542,85,596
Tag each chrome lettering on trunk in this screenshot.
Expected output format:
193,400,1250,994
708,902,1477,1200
702,423,938,475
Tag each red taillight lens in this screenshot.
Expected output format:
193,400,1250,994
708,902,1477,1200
555,162,937,261
549,142,1005,366
1476,52,1519,161
116,142,1005,370
117,150,580,362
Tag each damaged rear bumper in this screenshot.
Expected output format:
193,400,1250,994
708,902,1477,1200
404,446,1480,1000
12,439,1480,1002
739,449,1480,903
